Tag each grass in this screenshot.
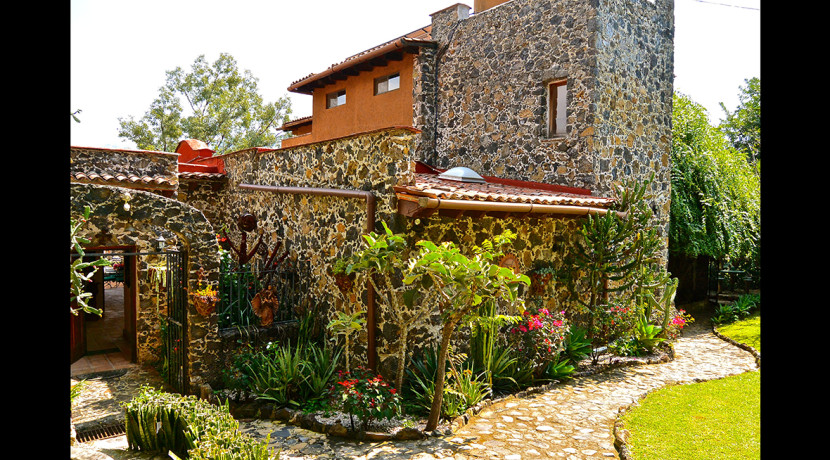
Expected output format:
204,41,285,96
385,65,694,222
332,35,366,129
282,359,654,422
619,313,760,460
717,311,760,352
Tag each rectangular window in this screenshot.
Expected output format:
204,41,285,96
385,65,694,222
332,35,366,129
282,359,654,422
374,73,400,95
326,90,346,108
548,80,567,137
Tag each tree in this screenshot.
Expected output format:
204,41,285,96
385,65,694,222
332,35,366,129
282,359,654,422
118,53,292,154
719,77,760,163
341,222,433,393
403,232,529,431
670,92,760,267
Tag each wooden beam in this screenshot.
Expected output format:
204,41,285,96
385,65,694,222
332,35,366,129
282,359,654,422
397,199,437,218
438,209,465,219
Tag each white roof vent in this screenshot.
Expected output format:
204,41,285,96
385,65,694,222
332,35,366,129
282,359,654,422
438,166,486,184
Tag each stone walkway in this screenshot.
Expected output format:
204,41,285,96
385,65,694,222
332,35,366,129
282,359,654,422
71,316,758,460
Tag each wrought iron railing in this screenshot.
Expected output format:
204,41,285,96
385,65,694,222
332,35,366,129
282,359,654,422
217,260,310,329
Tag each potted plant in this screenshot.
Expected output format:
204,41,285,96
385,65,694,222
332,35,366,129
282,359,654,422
191,268,219,316
332,257,354,295
528,265,556,297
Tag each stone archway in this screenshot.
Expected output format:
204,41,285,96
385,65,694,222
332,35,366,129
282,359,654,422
71,183,221,394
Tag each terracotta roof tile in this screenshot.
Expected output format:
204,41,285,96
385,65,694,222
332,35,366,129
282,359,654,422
395,173,615,208
71,171,178,190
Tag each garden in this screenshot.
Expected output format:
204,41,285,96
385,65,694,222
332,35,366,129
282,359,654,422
91,178,710,459
618,293,760,460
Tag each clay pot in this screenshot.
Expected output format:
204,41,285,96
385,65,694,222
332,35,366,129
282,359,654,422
193,295,218,316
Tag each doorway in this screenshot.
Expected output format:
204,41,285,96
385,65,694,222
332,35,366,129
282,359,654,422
70,246,138,376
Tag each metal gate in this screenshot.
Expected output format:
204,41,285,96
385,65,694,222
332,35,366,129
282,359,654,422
72,248,189,393
163,250,188,394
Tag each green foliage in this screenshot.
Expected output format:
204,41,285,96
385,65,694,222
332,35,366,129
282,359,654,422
217,249,261,328
719,77,761,163
122,386,276,459
541,355,575,381
70,380,86,410
562,326,592,363
633,316,666,352
402,231,530,431
711,293,760,325
467,299,521,389
118,53,292,154
670,92,760,267
717,311,760,352
242,342,339,410
404,348,490,420
70,205,112,316
338,221,425,390
330,366,401,431
326,309,365,373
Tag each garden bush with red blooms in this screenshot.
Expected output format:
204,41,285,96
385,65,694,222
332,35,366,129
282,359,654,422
664,308,695,340
591,302,637,347
507,306,570,369
329,366,401,431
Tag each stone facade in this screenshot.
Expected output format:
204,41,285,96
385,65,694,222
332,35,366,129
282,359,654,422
70,0,675,390
70,182,221,392
420,0,673,258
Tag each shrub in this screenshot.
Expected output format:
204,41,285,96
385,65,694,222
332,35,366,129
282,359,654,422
122,386,276,459
405,350,491,420
589,302,637,363
329,366,401,431
242,342,339,410
712,293,759,325
562,326,592,363
506,306,570,372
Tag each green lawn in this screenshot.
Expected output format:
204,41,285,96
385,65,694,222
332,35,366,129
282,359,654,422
619,313,760,460
718,311,760,352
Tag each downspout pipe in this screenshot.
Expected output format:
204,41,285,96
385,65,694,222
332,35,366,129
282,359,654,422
238,183,378,370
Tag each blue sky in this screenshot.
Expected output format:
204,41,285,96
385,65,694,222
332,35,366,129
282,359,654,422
70,0,760,150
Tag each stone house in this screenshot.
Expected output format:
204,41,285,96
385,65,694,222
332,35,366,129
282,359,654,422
70,0,674,395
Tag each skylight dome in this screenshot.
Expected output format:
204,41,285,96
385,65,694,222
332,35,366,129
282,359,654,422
438,166,486,184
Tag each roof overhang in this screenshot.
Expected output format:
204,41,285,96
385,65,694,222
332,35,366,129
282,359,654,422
394,162,620,220
287,28,435,95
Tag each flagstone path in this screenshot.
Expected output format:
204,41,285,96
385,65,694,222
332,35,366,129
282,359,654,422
71,316,758,460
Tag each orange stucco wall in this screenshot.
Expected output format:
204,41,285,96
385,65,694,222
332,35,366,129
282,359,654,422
293,53,414,146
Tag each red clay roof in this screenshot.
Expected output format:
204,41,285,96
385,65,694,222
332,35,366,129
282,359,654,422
70,171,178,190
280,115,313,131
395,173,615,208
288,26,434,95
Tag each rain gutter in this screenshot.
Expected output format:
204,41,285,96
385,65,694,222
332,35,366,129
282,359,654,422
411,195,623,218
238,183,379,370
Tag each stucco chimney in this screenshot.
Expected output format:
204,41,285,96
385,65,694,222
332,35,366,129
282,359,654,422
474,0,511,12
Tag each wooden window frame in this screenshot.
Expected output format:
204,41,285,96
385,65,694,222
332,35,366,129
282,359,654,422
326,90,346,109
374,73,400,95
547,79,567,138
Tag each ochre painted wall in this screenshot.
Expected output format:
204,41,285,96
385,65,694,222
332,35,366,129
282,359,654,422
295,54,415,146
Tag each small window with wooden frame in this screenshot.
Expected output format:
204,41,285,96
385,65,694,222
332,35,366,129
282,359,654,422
547,79,567,138
374,73,400,95
326,90,346,109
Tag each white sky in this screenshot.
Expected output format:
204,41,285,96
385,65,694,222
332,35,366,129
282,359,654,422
70,0,760,150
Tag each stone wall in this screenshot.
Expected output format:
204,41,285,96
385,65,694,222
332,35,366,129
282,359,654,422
179,128,419,375
592,0,674,256
71,183,221,393
421,0,673,259
71,146,179,179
